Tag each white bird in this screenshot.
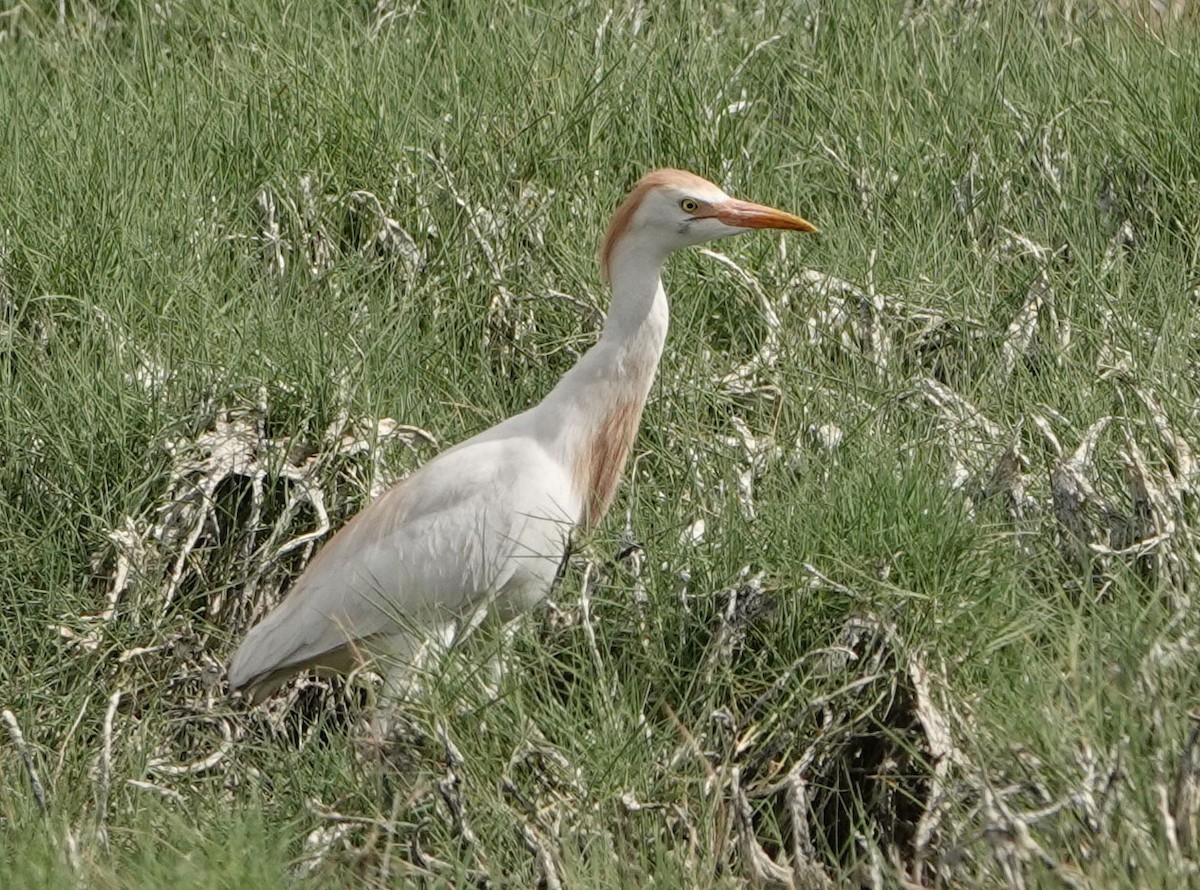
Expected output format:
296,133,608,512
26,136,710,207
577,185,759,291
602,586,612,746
227,169,816,702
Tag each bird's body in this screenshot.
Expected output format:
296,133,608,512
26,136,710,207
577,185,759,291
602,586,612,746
228,169,815,702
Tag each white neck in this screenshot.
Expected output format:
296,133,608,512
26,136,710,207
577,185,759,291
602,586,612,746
599,239,671,344
531,236,671,524
544,237,670,416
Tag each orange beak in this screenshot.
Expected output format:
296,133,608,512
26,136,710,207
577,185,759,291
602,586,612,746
705,198,818,233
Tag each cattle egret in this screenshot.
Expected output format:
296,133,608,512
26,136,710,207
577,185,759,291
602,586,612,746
227,169,816,702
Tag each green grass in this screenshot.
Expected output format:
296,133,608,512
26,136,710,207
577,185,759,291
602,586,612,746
2,0,1200,886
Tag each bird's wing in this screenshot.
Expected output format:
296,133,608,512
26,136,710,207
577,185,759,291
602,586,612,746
227,432,576,691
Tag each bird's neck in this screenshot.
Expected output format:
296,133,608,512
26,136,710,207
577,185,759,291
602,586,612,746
592,237,671,411
539,238,670,526
599,239,671,343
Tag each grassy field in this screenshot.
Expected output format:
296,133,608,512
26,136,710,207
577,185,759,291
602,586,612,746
2,0,1199,886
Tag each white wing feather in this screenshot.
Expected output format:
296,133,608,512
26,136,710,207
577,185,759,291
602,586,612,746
227,425,577,692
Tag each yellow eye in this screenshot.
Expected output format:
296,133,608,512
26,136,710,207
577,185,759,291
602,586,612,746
680,198,699,213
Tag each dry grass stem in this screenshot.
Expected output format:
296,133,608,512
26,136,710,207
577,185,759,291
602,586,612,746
2,709,48,818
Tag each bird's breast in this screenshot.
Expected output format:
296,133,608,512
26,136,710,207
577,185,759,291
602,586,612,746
572,398,645,528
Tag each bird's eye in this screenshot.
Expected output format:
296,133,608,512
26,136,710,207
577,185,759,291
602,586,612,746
680,198,700,213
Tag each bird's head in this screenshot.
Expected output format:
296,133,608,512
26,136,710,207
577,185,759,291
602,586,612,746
600,168,817,282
